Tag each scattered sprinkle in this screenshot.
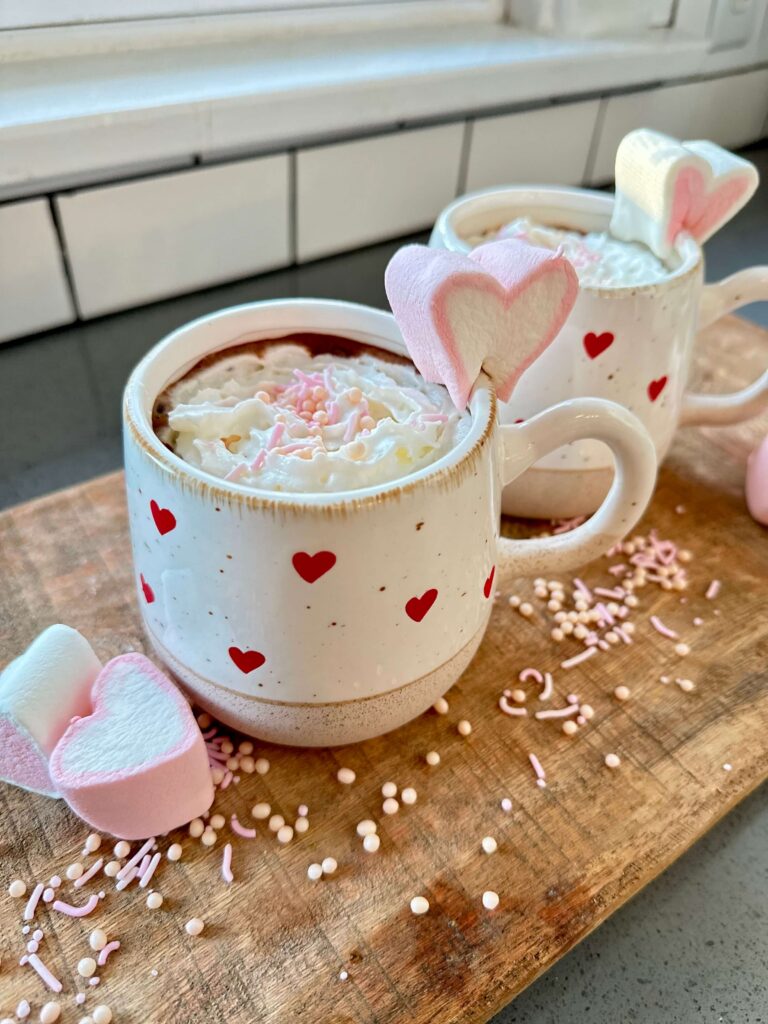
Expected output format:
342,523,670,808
307,863,323,881
277,825,294,844
363,834,380,853
723,763,732,772
96,942,120,967
381,781,397,798
560,647,597,670
321,857,337,876
604,753,621,769
185,918,205,937
146,892,163,910
482,890,499,911
410,896,429,915
457,720,472,737
432,697,449,715
528,753,546,788
401,787,417,805
84,834,102,855
89,930,107,952
705,579,721,600
650,615,678,639
52,894,100,918
425,751,440,766
40,1002,61,1024
614,685,631,701
9,879,27,898
481,836,498,854
675,642,690,656
382,798,399,816
251,802,271,820
356,820,377,837
77,957,97,978
500,797,512,813
92,1007,112,1024
337,767,356,785
167,843,183,861
221,843,234,883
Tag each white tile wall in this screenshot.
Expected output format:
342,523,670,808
590,69,768,183
0,199,74,343
56,155,290,318
465,100,601,192
296,124,464,262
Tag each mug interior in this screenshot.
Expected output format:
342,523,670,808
123,299,493,506
439,186,701,288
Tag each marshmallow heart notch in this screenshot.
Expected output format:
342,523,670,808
610,129,759,260
0,625,100,798
49,653,214,839
385,238,579,410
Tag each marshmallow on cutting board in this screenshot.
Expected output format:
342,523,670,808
610,129,758,260
0,625,100,797
49,653,214,839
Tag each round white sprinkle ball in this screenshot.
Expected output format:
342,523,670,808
210,813,225,830
188,819,205,838
8,879,27,898
185,918,205,936
604,753,621,769
337,767,356,785
382,798,399,815
614,685,631,701
675,642,690,657
251,802,271,820
66,863,83,881
92,1008,112,1024
410,896,429,915
457,720,472,737
89,929,107,952
294,816,309,834
432,697,449,715
104,861,120,878
401,787,417,805
363,834,381,853
425,751,440,766
268,815,285,833
321,857,337,876
146,892,163,909
77,957,97,978
307,863,323,881
167,843,183,862
500,797,512,812
562,720,578,736
381,781,397,798
255,758,270,775
580,704,595,720
277,825,294,844
84,834,102,854
356,820,377,837
482,890,500,911
113,841,130,859
39,1002,61,1024
481,836,498,854
201,829,217,847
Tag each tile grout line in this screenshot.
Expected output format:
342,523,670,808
47,195,83,321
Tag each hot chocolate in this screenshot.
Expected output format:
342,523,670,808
154,333,469,494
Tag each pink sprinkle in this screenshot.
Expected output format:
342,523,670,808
118,837,155,879
89,977,100,987
541,671,554,701
529,752,546,784
566,694,579,704
249,449,267,472
518,667,543,684
650,615,678,639
534,705,579,720
220,771,233,790
560,647,597,670
693,617,704,626
139,852,161,889
23,882,44,921
74,857,103,888
573,578,592,601
97,940,120,967
498,695,528,717
266,422,286,449
26,941,38,953
76,994,86,1005
597,639,610,652
595,602,614,626
614,625,633,645
608,564,628,576
52,894,99,917
115,866,139,891
705,580,721,600
23,953,62,992
230,815,257,839
224,463,248,483
594,587,625,600
201,727,218,740
222,843,234,884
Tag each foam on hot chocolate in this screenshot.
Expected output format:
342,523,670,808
466,216,670,289
156,339,469,493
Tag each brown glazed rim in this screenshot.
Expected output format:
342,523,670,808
124,300,497,516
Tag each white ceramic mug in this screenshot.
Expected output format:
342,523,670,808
430,186,768,518
123,299,656,747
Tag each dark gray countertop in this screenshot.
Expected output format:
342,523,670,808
1,147,767,1023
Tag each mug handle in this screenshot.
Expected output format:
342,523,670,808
496,398,656,581
680,267,768,426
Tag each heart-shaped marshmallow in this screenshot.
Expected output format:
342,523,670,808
385,238,578,410
610,130,758,260
49,653,213,839
0,625,101,798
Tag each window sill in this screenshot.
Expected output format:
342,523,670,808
0,22,712,199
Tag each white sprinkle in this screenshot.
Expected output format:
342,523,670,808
519,602,533,617
298,804,308,817
277,825,294,844
201,828,217,847
562,720,578,736
676,677,695,692
255,758,270,775
363,834,381,853
432,697,449,715
604,753,621,769
185,918,205,937
321,857,337,876
167,844,183,862
113,841,130,859
457,720,472,737
339,970,349,981
723,763,732,772
92,1007,112,1024
381,781,397,798
410,896,429,915
89,929,107,952
675,642,690,656
39,1002,61,1023
77,957,97,978
294,817,309,834
614,685,631,701
8,879,27,898
401,787,417,806
251,802,271,820
482,890,499,911
104,862,120,878
382,798,399,815
84,834,102,854
481,836,497,854
425,751,440,766
66,863,84,881
580,704,595,720
356,820,377,837
210,814,225,830
188,819,204,838
337,767,356,785
16,1002,30,1021
500,797,512,813
268,815,285,833
146,892,163,910
307,863,323,881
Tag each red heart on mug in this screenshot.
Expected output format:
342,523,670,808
150,500,176,536
483,566,496,599
647,376,668,402
292,550,336,583
405,589,438,623
140,574,155,604
583,331,614,359
228,647,266,674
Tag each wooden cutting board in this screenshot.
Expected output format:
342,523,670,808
0,316,766,1024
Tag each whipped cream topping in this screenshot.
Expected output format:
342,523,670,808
159,343,469,493
467,216,670,288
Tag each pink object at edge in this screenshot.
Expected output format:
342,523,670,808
746,435,768,526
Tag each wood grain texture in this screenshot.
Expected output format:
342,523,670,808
0,315,766,1024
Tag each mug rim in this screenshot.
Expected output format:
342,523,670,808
123,298,496,510
432,185,702,294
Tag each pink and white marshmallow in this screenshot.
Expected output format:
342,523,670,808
0,625,100,797
611,129,758,260
49,653,214,839
385,238,578,410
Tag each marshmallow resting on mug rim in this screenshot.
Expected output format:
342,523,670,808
610,129,758,260
0,624,101,797
49,653,214,839
385,237,578,410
